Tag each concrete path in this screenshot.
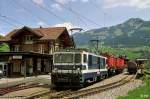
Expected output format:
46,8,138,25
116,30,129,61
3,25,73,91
0,75,51,88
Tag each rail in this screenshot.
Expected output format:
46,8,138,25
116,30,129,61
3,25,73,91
57,75,135,99
48,75,135,99
0,78,47,95
21,74,136,99
144,71,150,75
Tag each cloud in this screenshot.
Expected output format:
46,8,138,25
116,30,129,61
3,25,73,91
37,21,48,26
54,22,80,33
51,0,75,10
103,0,150,9
32,0,44,6
51,3,62,11
81,0,89,3
51,0,89,10
54,0,76,5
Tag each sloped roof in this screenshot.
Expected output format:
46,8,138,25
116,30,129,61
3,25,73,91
34,27,66,40
0,26,67,41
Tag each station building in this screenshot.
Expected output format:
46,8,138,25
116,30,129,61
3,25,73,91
0,26,75,77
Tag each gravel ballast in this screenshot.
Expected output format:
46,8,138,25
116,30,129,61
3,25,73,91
82,79,143,99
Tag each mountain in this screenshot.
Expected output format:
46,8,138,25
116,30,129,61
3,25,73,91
73,18,150,47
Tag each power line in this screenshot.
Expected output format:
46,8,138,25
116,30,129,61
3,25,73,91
11,0,49,26
50,0,88,27
89,0,107,27
0,14,22,27
31,0,66,22
89,0,103,12
0,17,16,27
0,13,24,26
51,0,101,27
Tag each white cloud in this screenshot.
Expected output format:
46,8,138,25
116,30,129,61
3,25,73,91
37,21,48,26
51,0,89,10
51,3,62,11
81,0,89,3
32,0,44,6
51,0,75,10
103,0,150,9
54,22,80,33
54,0,76,5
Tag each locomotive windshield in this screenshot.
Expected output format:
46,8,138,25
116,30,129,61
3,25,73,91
0,65,3,70
54,53,81,64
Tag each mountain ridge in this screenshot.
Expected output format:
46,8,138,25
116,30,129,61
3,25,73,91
73,18,150,47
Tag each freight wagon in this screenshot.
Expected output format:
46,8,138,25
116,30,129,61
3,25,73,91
101,54,125,75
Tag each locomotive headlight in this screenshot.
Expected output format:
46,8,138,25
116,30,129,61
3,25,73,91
53,68,58,73
77,68,80,71
54,68,58,71
77,68,81,73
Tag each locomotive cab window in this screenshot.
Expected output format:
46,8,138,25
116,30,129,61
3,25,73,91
54,53,81,64
75,53,81,63
83,54,87,63
0,65,3,70
54,53,73,63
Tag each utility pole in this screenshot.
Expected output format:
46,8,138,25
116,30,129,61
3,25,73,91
144,37,150,46
143,37,150,59
90,37,100,52
90,35,105,53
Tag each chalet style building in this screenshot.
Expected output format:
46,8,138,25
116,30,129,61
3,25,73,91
0,26,75,77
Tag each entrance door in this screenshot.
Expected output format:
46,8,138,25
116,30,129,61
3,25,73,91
7,63,13,77
33,58,37,75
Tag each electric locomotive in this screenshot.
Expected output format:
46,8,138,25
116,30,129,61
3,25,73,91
51,49,108,87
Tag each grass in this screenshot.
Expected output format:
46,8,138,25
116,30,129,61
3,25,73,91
118,76,150,99
100,46,142,59
78,45,150,60
143,60,150,72
118,60,150,99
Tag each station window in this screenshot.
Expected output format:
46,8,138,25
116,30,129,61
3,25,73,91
13,45,20,52
25,35,33,41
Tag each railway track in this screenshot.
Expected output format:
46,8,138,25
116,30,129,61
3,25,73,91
48,75,135,99
0,83,46,96
0,78,48,96
21,74,135,99
144,71,150,75
24,89,72,99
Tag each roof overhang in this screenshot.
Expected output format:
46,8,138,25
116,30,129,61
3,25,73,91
11,26,43,38
0,52,52,58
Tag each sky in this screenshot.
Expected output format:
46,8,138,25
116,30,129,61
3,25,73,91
0,0,150,35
